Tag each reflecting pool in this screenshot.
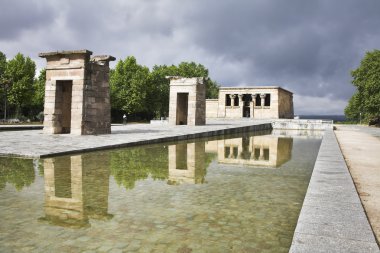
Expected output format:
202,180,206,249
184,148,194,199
0,131,322,253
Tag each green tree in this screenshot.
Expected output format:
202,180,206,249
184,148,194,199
345,49,380,122
0,51,7,119
4,53,36,117
176,62,220,99
344,92,361,121
148,64,177,118
31,69,46,119
110,56,150,116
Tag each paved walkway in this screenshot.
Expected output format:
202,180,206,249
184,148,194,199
335,125,380,245
290,130,379,252
0,119,271,158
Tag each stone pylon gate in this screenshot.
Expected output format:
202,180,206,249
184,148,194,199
39,50,115,135
168,77,206,126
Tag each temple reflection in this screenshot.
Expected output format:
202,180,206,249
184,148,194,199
205,135,293,167
39,153,112,228
167,142,207,185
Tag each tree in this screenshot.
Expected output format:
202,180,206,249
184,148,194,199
345,50,380,122
31,69,46,117
0,51,7,119
110,56,150,116
148,64,178,118
4,53,36,117
110,57,219,121
176,62,220,99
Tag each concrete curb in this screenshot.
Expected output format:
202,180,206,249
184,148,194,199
0,125,43,131
290,130,379,252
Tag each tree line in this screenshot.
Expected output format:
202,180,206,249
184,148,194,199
0,52,219,122
0,52,45,121
110,56,219,122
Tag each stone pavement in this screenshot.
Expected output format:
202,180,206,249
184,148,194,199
0,119,271,158
335,125,380,245
290,130,379,252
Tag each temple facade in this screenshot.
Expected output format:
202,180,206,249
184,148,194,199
206,86,294,119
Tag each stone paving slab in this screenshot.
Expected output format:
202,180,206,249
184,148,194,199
290,130,379,253
0,119,271,158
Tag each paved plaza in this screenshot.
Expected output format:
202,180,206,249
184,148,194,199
0,119,271,158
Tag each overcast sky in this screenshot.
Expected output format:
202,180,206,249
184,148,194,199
1,0,379,115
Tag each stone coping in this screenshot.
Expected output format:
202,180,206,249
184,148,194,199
0,125,43,131
290,130,379,252
220,86,293,94
39,49,92,57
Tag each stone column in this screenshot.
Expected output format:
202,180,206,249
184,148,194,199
259,145,265,160
238,94,243,106
260,94,266,108
250,94,256,118
238,94,244,116
229,94,236,107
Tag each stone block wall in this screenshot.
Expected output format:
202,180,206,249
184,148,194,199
205,99,219,118
278,89,294,119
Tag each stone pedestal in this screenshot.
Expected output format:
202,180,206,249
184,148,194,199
39,50,115,135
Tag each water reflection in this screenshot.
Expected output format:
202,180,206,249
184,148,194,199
0,157,35,191
0,132,323,252
39,153,112,228
206,135,293,167
1,133,293,231
167,142,207,185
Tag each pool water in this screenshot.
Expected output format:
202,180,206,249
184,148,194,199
0,131,321,253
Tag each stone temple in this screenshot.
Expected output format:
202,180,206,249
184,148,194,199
39,50,115,135
206,86,294,119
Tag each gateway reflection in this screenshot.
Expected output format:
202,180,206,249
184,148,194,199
39,153,112,228
168,142,207,185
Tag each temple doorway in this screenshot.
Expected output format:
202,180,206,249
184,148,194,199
55,80,73,133
176,93,188,125
242,94,252,118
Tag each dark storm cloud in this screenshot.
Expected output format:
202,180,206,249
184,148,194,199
1,0,380,114
0,0,55,39
182,0,380,100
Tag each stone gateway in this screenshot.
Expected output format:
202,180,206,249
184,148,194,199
168,77,206,126
39,50,115,135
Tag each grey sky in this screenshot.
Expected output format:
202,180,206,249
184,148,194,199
1,0,379,115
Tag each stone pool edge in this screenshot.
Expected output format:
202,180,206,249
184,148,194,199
289,130,379,252
36,123,273,158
